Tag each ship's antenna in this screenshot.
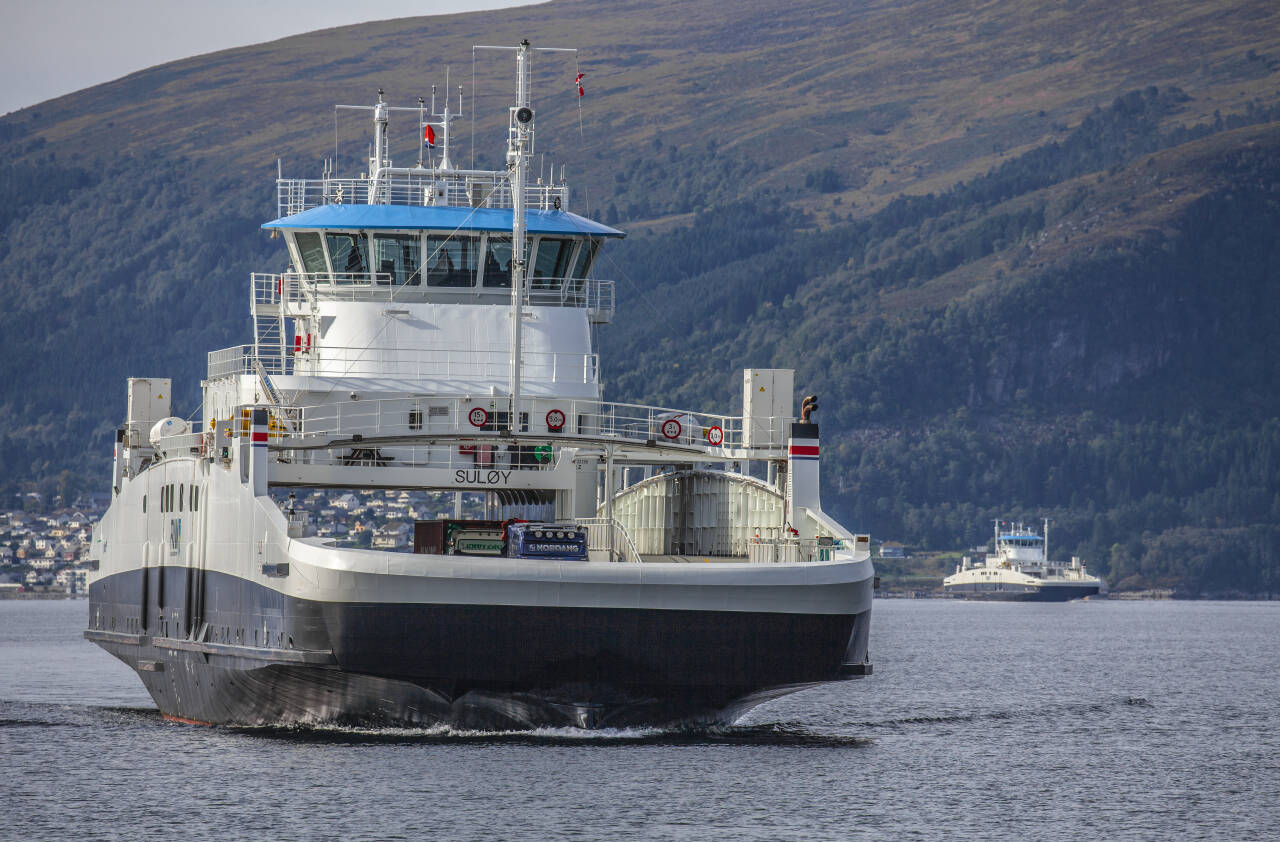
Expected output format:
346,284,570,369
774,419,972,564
417,96,425,169
470,50,476,169
508,39,532,433
474,41,578,430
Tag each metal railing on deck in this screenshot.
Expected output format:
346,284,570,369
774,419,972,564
277,174,569,218
208,346,283,378
194,388,787,458
282,396,756,452
748,537,844,564
207,345,598,384
575,518,643,563
280,442,564,472
250,271,613,319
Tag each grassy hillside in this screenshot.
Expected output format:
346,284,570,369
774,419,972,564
2,0,1279,593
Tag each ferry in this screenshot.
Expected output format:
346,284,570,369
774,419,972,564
943,520,1102,601
85,41,875,729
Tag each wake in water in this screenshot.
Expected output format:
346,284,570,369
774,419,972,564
3,697,869,746
2,696,1151,747
214,719,871,748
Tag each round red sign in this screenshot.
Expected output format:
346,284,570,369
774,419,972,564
468,407,489,428
661,418,682,440
545,409,566,431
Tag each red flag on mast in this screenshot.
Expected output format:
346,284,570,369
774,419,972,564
575,72,585,98
423,125,436,148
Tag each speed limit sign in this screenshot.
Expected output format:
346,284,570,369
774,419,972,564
468,407,490,428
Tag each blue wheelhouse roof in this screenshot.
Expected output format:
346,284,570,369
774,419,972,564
262,204,625,238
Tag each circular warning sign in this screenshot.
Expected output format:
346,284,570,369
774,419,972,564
545,408,566,431
706,425,724,446
468,407,490,428
661,418,682,440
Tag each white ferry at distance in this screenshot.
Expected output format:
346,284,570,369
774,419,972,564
943,519,1103,601
85,41,875,730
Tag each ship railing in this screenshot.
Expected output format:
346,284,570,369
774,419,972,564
208,345,287,379
277,441,566,472
276,174,569,217
747,537,843,564
574,517,643,564
253,272,385,308
208,345,600,385
294,346,598,384
570,400,747,450
280,395,768,455
152,431,207,459
252,271,613,319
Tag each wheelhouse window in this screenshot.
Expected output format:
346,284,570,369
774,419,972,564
482,236,512,288
372,234,421,285
326,232,368,278
531,237,574,289
293,231,328,275
424,235,478,287
570,238,598,279
567,238,599,295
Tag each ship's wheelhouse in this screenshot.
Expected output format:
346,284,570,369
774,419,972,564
267,204,619,304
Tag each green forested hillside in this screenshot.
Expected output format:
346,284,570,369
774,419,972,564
2,0,1279,594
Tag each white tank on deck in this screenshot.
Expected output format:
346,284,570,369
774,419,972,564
149,417,190,447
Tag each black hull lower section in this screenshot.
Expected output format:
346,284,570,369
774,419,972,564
88,568,872,729
944,584,1101,602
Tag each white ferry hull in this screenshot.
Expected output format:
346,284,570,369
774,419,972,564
86,563,872,729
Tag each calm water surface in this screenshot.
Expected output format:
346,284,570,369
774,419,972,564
2,598,1277,840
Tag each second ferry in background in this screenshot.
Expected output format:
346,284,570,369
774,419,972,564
943,520,1103,601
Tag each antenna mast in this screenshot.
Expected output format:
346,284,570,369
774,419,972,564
507,40,533,432
473,40,577,431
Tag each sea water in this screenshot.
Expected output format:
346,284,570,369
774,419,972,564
2,598,1277,840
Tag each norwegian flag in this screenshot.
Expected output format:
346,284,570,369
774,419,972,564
575,72,585,98
423,125,436,148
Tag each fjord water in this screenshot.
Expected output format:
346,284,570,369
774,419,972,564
2,599,1276,841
